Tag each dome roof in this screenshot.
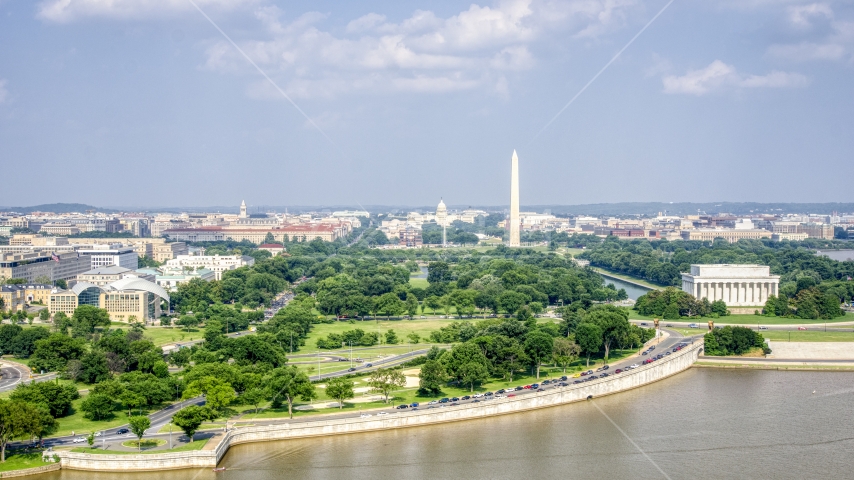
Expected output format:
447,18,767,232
436,198,447,211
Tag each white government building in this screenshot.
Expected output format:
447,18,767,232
681,264,780,307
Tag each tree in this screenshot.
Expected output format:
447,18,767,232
385,329,399,345
70,305,111,335
30,334,86,372
424,296,442,314
710,300,729,316
417,359,447,395
268,366,316,419
128,415,151,451
458,362,489,392
552,337,581,373
585,306,630,363
172,405,217,442
183,377,236,412
79,351,111,384
405,293,419,317
242,388,267,414
325,377,355,409
32,405,58,446
367,368,406,403
38,309,50,322
10,382,79,418
0,399,41,462
80,393,115,420
176,315,200,332
87,431,95,447
407,332,421,344
120,391,145,417
523,331,554,379
575,323,603,367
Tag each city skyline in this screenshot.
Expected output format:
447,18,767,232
2,1,854,207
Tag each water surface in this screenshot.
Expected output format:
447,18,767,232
39,369,854,480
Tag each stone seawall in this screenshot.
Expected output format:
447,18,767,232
58,341,702,472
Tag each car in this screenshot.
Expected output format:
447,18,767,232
580,371,589,376
759,326,769,330
537,388,545,392
560,376,568,381
338,358,347,362
523,384,532,389
116,428,129,435
602,365,609,370
472,399,481,403
496,389,506,394
596,367,604,372
515,386,524,391
72,437,86,443
484,392,494,396
365,363,373,367
558,382,568,386
427,400,438,405
615,369,623,374
649,346,655,350
473,393,484,398
461,395,471,400
411,407,419,411
449,397,459,402
585,370,593,375
410,402,419,407
439,398,450,403
530,384,539,389
665,324,673,327
542,380,551,385
94,431,102,437
601,373,609,377
396,404,408,409
640,322,647,326
378,412,388,415
642,351,648,356
798,326,807,330
689,323,699,328
360,413,372,418
664,352,671,356
507,394,516,397
420,316,426,319
630,364,639,369
348,367,356,372
572,373,581,378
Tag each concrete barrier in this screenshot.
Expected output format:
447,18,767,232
57,341,702,472
0,463,61,478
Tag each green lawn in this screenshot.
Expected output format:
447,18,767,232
106,326,204,347
0,452,52,472
70,439,209,454
408,278,429,289
52,394,174,437
299,318,463,354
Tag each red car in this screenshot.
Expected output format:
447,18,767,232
523,385,532,389
615,369,623,374
798,326,807,330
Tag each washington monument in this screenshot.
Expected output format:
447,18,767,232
509,150,520,247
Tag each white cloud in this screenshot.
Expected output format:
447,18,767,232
0,79,7,103
662,60,808,95
36,0,255,23
787,3,833,28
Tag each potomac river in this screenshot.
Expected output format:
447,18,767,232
37,368,854,480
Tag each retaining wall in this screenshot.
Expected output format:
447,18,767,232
58,341,702,472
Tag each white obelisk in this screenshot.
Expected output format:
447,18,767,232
509,150,520,247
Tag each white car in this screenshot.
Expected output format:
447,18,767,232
630,364,640,369
72,437,86,443
378,412,388,416
359,413,372,418
94,432,102,437
472,393,484,398
427,400,438,405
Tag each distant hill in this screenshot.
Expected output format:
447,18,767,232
0,203,117,214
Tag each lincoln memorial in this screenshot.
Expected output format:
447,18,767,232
681,264,780,307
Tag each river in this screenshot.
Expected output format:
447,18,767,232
39,369,854,480
600,274,653,300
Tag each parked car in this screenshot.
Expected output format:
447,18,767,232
72,437,86,443
410,402,419,407
396,404,408,409
798,326,807,330
759,326,769,330
461,395,471,400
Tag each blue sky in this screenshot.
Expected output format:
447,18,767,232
1,0,852,208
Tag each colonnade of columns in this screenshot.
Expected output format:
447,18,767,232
691,280,778,306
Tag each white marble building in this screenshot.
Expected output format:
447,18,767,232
681,264,780,306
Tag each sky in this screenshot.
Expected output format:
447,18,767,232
1,0,852,209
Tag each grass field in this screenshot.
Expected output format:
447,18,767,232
408,278,429,289
299,318,463,354
104,325,203,347
0,452,52,472
51,394,172,437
